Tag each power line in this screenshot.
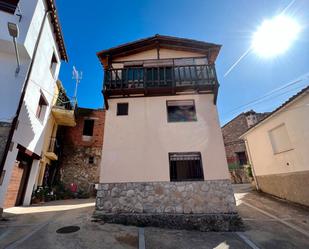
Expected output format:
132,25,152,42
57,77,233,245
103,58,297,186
223,72,309,116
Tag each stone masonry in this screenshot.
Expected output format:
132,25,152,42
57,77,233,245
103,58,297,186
222,110,268,166
222,110,268,183
0,122,11,162
59,108,105,195
94,180,243,231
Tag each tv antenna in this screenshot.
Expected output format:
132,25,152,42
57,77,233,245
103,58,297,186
72,66,82,106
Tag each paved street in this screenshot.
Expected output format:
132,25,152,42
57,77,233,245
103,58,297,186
0,184,309,249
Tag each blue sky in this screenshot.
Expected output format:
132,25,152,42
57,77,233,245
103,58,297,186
57,0,309,125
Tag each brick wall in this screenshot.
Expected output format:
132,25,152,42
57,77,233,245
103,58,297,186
4,162,22,208
59,108,105,194
222,111,268,165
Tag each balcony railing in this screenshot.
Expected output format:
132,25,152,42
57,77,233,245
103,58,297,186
52,93,77,127
104,64,218,97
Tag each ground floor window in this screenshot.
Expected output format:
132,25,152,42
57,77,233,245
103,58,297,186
169,152,204,181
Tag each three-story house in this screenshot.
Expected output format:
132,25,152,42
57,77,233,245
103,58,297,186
95,35,240,231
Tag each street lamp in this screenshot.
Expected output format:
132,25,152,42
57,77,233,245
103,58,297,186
7,22,20,75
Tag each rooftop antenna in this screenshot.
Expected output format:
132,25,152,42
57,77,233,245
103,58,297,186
72,66,82,107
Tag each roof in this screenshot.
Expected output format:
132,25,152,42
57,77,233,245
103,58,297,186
45,0,68,61
240,85,309,138
97,34,221,66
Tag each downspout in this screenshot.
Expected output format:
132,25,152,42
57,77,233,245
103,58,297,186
244,138,260,190
0,10,52,176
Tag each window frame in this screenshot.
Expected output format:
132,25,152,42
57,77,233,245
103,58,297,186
50,51,58,78
166,99,197,123
168,152,204,182
117,102,129,116
82,119,95,137
36,91,48,121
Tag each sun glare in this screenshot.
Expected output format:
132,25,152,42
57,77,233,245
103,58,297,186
252,15,301,58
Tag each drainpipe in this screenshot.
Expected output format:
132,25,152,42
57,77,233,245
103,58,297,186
244,138,260,191
0,10,52,177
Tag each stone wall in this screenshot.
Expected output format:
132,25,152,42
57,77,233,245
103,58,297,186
95,180,242,231
0,122,11,162
222,111,268,165
96,180,236,214
59,108,105,194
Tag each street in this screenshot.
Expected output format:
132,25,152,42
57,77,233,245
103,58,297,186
0,184,308,249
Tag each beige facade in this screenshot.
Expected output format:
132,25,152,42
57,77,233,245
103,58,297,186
101,94,229,183
241,88,309,206
96,35,240,231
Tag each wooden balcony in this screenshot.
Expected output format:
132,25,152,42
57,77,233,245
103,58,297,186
103,64,219,103
52,97,76,127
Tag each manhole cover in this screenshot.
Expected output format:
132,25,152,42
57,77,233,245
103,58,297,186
56,226,80,234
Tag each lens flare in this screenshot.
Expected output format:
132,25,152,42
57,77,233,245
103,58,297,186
252,15,301,58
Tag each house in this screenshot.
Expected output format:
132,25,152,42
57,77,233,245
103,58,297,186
221,110,268,183
240,86,309,206
58,107,105,195
94,35,241,231
35,80,76,190
0,0,69,211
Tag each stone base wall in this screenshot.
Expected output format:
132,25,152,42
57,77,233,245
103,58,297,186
96,180,237,214
60,146,102,195
95,180,241,231
256,171,309,207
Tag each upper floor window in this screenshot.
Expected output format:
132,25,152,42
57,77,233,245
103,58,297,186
83,119,94,137
167,100,197,122
36,92,48,121
117,103,128,116
268,124,293,154
0,0,19,14
169,152,204,181
50,52,58,77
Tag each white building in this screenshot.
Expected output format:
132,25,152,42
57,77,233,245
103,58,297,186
0,0,68,211
95,35,240,231
241,86,309,206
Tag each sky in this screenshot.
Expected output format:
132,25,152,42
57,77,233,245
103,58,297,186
57,0,309,125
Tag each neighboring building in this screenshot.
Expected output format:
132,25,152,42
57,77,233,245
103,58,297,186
95,35,241,231
240,86,309,206
222,110,268,167
58,108,105,195
0,0,68,210
35,80,76,190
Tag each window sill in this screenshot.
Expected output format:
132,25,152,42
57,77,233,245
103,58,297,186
82,135,93,142
274,148,294,155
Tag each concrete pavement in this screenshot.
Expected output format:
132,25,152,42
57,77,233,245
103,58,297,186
0,185,308,248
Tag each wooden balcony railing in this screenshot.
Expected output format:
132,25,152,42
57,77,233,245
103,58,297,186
103,64,218,98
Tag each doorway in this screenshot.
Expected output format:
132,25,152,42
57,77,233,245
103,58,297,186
15,151,33,206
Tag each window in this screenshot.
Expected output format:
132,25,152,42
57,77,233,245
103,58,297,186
0,0,19,14
50,52,58,77
83,119,94,136
88,156,94,164
117,103,128,116
36,93,48,121
167,100,197,122
236,152,247,165
268,124,293,154
169,152,204,181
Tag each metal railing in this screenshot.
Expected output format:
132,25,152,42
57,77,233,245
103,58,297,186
104,64,218,91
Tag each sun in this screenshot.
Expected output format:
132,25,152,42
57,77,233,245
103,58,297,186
252,15,301,58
